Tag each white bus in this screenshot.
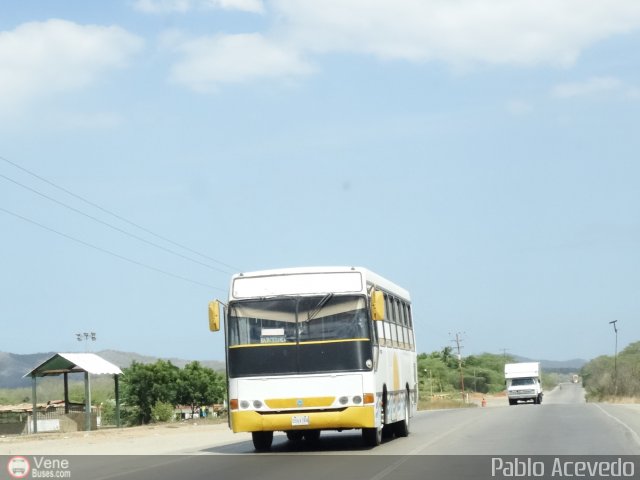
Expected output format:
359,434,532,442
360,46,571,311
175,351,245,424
208,266,418,451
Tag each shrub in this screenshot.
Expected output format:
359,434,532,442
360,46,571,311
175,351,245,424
151,401,175,423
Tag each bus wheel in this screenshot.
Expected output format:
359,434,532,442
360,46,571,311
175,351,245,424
303,429,321,443
286,431,304,442
252,431,273,451
362,426,382,447
394,392,410,437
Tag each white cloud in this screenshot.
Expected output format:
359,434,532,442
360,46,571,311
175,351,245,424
552,77,623,98
133,0,264,14
169,33,314,91
271,0,640,67
0,19,143,111
164,0,640,90
134,0,191,13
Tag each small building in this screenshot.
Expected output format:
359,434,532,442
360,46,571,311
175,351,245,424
23,353,123,433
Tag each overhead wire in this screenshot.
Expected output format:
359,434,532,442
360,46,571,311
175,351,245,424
0,155,240,272
0,172,233,275
0,206,226,292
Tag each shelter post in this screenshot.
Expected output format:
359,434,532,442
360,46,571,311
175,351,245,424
31,375,37,434
114,374,121,428
84,371,91,431
63,373,69,414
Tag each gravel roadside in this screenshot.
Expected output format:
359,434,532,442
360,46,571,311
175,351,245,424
0,420,249,456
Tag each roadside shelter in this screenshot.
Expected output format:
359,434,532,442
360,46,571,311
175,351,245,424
24,353,123,433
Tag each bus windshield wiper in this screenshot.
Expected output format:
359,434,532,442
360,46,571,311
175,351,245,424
306,293,334,321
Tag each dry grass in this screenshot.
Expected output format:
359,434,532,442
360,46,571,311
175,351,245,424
418,394,477,410
593,395,640,404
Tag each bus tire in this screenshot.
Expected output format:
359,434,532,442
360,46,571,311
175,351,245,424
394,391,410,438
362,426,382,447
252,431,273,451
303,429,321,443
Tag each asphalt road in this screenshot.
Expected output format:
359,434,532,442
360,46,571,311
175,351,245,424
3,383,640,480
201,382,640,455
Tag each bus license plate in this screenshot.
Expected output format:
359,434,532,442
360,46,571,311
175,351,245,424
291,415,309,426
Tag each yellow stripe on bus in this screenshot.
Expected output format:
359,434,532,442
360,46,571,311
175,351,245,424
228,338,370,349
229,342,296,349
231,405,376,432
265,396,335,409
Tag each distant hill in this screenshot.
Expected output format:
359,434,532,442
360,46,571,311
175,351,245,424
0,350,225,389
96,350,224,372
512,355,587,373
0,351,56,388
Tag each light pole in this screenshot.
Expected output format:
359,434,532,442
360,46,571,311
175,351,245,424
76,332,97,352
609,320,618,396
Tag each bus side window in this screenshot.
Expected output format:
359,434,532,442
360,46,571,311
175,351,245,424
383,293,393,347
383,294,392,347
385,295,394,347
393,298,403,349
397,299,407,349
406,304,414,350
376,318,385,346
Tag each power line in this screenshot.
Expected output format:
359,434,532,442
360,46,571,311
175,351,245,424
0,172,233,275
0,154,240,272
0,206,226,292
450,331,466,398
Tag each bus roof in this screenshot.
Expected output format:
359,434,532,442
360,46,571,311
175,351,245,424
229,266,410,301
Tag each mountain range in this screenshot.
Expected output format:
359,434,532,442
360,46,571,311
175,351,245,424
0,350,586,389
0,350,225,389
513,355,587,371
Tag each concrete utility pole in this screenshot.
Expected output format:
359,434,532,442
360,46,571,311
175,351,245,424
609,320,618,396
451,332,465,400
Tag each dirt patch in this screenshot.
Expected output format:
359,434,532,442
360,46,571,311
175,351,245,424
0,418,243,456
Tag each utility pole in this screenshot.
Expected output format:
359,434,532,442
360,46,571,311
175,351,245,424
609,320,618,396
451,332,465,401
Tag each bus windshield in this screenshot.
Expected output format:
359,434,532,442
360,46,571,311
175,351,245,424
228,295,370,347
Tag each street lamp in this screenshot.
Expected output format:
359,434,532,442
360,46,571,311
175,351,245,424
76,332,97,352
609,320,618,396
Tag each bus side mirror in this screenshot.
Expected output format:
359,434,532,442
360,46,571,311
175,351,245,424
208,300,221,332
371,290,385,321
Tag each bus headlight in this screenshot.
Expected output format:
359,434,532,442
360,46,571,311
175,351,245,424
253,400,263,409
338,396,349,405
240,400,250,409
352,395,362,404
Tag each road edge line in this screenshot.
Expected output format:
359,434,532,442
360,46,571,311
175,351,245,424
594,403,640,449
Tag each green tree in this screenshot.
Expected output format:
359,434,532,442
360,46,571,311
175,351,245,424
121,360,180,424
177,361,225,416
581,342,640,400
418,349,516,396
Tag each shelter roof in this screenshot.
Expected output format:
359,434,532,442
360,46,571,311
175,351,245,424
23,353,123,378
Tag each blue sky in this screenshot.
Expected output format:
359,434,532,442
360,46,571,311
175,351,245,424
1,0,639,363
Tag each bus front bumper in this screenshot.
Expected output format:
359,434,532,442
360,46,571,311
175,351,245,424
230,405,376,433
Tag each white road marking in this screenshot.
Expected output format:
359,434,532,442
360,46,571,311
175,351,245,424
594,403,640,449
